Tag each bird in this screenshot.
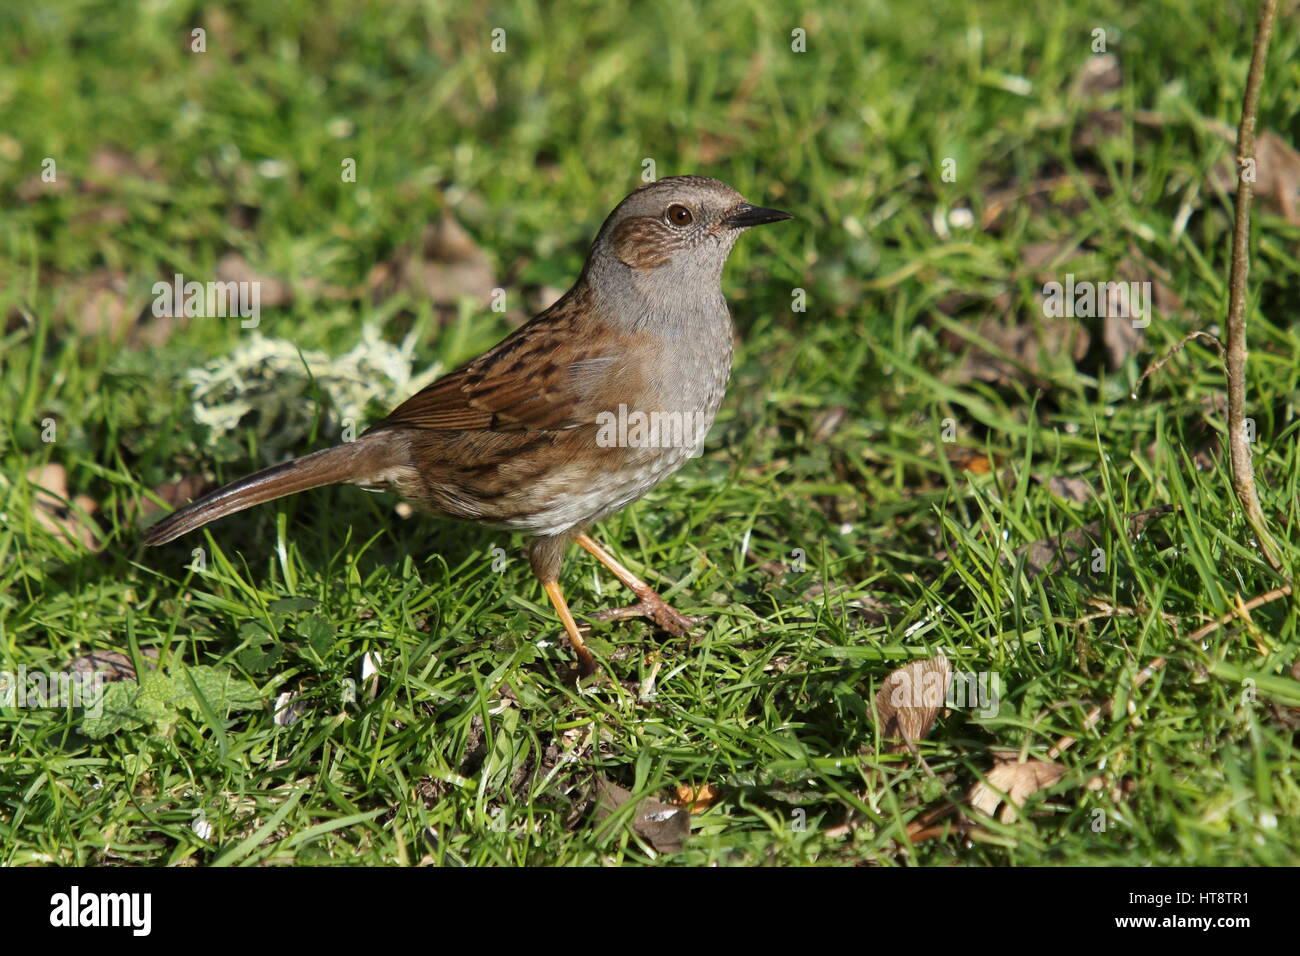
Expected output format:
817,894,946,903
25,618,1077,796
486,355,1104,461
142,175,792,673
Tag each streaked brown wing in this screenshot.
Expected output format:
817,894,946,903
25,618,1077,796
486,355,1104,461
367,288,632,434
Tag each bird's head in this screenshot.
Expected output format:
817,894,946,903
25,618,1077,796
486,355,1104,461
585,175,791,299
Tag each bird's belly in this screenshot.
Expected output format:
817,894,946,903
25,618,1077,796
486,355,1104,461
490,440,698,537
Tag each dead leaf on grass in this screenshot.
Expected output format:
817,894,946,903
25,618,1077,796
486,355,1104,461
138,475,209,520
68,648,160,682
671,783,721,813
592,778,690,853
1208,129,1300,226
873,655,951,753
968,757,1066,823
27,464,102,552
1016,504,1173,578
947,314,1090,387
981,171,1108,230
216,252,291,307
1071,53,1122,99
369,212,496,308
1040,474,1093,504
946,445,992,474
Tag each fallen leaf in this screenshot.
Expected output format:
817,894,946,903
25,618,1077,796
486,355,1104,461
1071,52,1122,99
1020,238,1076,270
371,212,496,307
138,475,209,520
946,445,992,474
68,648,160,682
216,253,291,307
1041,474,1093,503
1098,252,1182,369
1015,504,1172,578
873,655,951,753
981,171,1108,230
812,405,848,442
27,464,101,552
592,778,690,853
968,758,1066,823
84,146,163,191
948,314,1089,387
672,783,721,813
802,584,900,627
1208,128,1300,225
54,270,137,340
1102,310,1142,368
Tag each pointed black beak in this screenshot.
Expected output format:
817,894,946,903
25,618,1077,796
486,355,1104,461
723,203,794,228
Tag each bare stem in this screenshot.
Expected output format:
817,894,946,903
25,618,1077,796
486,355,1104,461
1226,0,1283,572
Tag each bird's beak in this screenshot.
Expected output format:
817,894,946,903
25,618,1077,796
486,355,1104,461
723,203,794,228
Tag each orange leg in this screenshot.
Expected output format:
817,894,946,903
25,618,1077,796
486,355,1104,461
574,533,697,637
541,578,597,675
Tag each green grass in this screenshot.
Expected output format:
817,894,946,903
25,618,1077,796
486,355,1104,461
2,0,1300,865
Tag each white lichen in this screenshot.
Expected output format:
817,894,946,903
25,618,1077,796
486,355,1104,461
186,326,441,463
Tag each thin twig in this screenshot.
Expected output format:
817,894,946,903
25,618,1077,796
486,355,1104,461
1133,330,1224,397
1049,583,1292,759
1225,0,1283,571
1184,584,1291,644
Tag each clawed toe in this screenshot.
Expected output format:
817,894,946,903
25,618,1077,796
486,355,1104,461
589,595,701,638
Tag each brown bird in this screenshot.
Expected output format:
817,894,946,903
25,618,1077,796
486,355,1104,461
142,175,791,673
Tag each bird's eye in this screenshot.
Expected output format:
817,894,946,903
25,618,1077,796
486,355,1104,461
666,204,693,227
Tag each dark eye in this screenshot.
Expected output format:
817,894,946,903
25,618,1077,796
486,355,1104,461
666,204,693,227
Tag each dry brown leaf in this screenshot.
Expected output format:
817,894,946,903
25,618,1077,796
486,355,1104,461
946,445,991,474
84,146,162,191
1208,128,1300,226
1254,130,1300,225
692,130,741,164
968,758,1066,823
812,404,848,442
16,146,162,202
68,648,160,682
1071,53,1122,99
27,464,101,552
369,212,496,308
53,270,136,340
671,783,721,813
1020,238,1076,270
981,171,1108,230
949,315,1090,387
1016,504,1172,578
1042,475,1093,504
933,289,1013,318
216,253,291,307
874,655,951,752
151,475,208,511
1102,310,1142,368
1098,253,1182,369
593,778,689,853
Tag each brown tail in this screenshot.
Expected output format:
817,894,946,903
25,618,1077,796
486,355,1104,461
142,437,400,546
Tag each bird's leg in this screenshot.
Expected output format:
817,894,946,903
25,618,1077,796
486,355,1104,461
575,533,698,637
540,578,597,676
529,535,596,675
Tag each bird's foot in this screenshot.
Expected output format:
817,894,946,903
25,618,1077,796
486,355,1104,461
589,589,701,638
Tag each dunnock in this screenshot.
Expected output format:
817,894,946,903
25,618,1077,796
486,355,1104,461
143,175,792,673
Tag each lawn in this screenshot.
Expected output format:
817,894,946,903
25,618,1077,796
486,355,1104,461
2,0,1299,865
